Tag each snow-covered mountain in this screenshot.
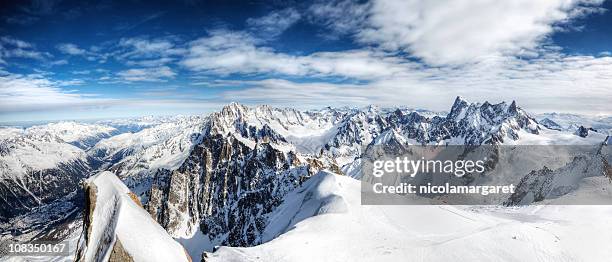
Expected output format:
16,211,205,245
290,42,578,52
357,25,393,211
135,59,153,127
1,97,610,261
136,104,342,244
92,98,609,247
74,171,191,262
205,171,612,262
26,122,118,149
89,115,206,186
0,127,90,222
536,112,612,135
94,115,187,133
507,143,611,205
0,120,156,223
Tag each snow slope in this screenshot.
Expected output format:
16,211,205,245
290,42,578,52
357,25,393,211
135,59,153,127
89,115,205,181
205,172,612,262
75,171,190,262
26,122,117,149
94,115,186,133
505,128,608,145
0,128,86,179
536,113,612,135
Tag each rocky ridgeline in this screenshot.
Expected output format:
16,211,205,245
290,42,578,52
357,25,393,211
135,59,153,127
144,104,342,245
2,97,598,250
105,97,547,247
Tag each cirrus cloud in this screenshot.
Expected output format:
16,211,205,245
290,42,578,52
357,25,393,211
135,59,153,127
247,8,301,39
117,66,177,82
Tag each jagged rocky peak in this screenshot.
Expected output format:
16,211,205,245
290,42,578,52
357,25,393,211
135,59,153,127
218,102,297,121
508,100,519,114
0,128,91,221
447,96,471,120
75,171,191,262
447,96,531,124
373,128,409,147
314,105,354,120
208,102,344,145
210,103,251,127
326,110,383,148
219,102,249,121
207,103,289,145
143,130,338,245
439,96,540,144
389,109,427,126
575,126,597,138
539,118,563,131
365,104,380,116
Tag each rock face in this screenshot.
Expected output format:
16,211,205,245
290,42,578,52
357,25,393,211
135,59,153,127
506,144,611,205
91,97,549,247
144,117,339,246
575,125,597,138
0,160,90,222
506,166,556,204
431,98,540,145
75,171,191,262
539,118,563,131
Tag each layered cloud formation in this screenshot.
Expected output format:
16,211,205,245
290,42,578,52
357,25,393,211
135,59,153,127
0,0,610,121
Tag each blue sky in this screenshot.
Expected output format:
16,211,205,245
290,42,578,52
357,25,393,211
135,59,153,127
1,0,611,122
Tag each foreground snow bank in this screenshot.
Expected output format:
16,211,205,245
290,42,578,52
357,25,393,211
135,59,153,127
204,173,612,262
75,171,191,262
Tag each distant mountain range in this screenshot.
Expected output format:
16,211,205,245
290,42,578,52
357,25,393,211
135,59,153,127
0,97,610,261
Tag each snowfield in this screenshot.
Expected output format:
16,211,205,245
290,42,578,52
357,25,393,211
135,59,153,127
88,115,205,194
205,172,612,262
0,127,87,179
536,113,612,135
26,122,117,149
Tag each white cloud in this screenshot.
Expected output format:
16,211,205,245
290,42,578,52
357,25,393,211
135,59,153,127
308,0,370,38
55,42,108,62
181,30,415,79
117,66,176,82
219,53,612,114
126,57,175,67
221,79,370,107
56,43,87,55
312,0,605,65
119,37,184,57
0,37,49,61
247,8,301,39
0,73,112,114
1,37,33,49
177,21,612,114
181,30,303,75
115,37,185,68
4,1,611,118
71,70,91,75
50,59,69,65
